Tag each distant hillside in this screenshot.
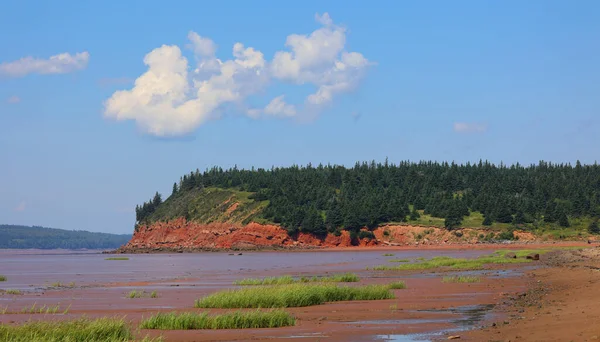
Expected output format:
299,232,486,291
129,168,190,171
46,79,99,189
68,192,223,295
0,225,131,250
135,160,600,242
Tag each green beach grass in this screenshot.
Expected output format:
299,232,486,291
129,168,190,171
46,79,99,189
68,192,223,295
105,257,130,261
442,276,481,283
387,281,407,289
368,254,531,271
0,317,132,341
140,309,295,330
382,253,395,256
0,275,6,282
127,290,158,299
195,283,394,308
4,289,20,295
233,273,359,285
389,259,410,263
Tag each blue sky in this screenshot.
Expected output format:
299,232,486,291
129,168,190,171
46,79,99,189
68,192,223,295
1,1,598,234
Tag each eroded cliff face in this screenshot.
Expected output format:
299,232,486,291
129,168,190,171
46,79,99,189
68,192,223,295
117,218,538,252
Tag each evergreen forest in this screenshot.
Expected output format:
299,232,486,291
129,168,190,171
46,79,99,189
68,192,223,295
136,160,600,238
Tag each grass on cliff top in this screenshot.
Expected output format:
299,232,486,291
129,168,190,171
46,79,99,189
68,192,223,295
0,317,133,342
195,283,394,308
147,187,269,225
140,309,295,330
233,273,359,285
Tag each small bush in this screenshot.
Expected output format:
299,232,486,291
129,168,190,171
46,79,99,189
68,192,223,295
358,231,376,240
140,309,295,330
0,275,6,282
588,221,600,235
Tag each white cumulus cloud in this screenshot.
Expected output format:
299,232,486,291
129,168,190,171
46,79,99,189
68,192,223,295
0,52,89,78
453,122,488,133
104,13,371,136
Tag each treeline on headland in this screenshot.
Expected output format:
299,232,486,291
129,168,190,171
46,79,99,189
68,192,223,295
0,225,131,249
136,160,600,238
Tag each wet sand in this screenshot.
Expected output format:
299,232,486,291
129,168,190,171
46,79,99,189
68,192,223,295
0,245,590,341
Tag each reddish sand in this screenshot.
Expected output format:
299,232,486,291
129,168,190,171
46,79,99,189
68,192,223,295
462,247,600,342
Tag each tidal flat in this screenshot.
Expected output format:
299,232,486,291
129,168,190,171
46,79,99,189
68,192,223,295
0,245,585,341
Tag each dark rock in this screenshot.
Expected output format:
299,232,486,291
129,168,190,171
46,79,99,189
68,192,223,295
505,252,517,259
526,253,540,260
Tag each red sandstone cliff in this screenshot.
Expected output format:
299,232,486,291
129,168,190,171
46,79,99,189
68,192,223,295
116,218,539,252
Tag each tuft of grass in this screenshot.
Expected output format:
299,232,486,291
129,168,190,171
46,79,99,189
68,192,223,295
127,290,144,299
368,254,532,271
382,253,395,256
17,303,67,315
442,276,481,283
387,281,407,289
389,259,410,263
127,290,158,299
140,309,295,330
105,257,130,261
0,275,6,282
5,289,22,295
0,317,132,341
233,273,359,285
49,281,75,288
195,283,394,308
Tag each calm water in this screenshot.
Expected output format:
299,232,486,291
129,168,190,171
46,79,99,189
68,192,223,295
0,249,490,290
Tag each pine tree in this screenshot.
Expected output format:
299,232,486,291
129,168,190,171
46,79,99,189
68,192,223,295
482,212,493,226
172,182,178,196
588,221,600,235
512,210,525,225
409,207,421,221
558,211,570,228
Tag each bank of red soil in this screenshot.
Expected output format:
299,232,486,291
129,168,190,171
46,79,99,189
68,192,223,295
463,247,600,342
117,218,587,253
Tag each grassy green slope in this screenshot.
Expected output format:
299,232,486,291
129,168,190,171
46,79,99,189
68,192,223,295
148,187,269,225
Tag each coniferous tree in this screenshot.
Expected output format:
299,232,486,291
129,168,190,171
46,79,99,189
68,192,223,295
588,221,600,235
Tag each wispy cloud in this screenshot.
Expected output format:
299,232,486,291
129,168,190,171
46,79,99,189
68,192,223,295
0,52,90,78
6,95,21,104
453,122,488,134
104,13,372,136
14,201,26,212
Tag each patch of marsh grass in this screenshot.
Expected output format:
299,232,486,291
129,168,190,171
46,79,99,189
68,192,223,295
140,309,295,330
387,281,407,289
389,259,410,263
0,275,6,282
442,276,481,283
195,283,394,308
49,281,76,288
16,303,70,315
233,273,359,285
368,254,530,271
382,253,395,256
5,289,21,295
105,257,130,261
127,290,158,299
0,317,132,341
